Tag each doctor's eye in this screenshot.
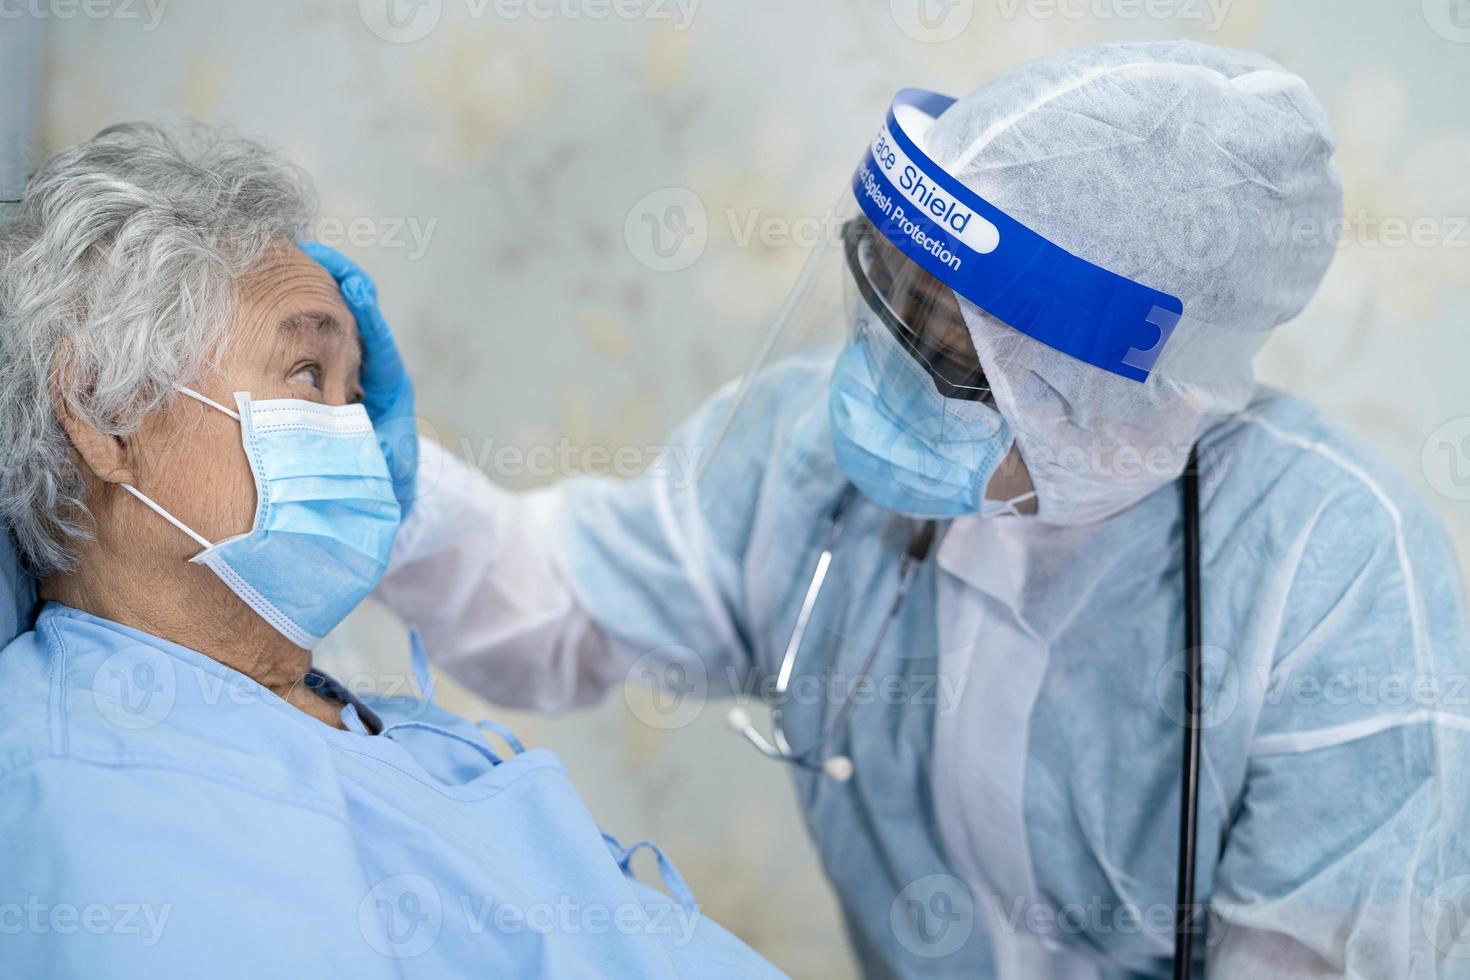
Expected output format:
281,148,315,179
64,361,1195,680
288,361,324,390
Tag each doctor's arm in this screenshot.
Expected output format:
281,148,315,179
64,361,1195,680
371,438,625,712
374,420,757,714
1204,488,1470,978
310,243,755,713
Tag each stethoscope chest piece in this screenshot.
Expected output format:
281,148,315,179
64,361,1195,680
726,453,1207,979
727,486,936,784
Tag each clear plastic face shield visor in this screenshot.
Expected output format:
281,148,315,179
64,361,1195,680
689,192,1000,517
699,96,1256,969
845,212,992,402
694,87,1260,508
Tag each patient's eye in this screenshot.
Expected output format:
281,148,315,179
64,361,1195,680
288,362,324,391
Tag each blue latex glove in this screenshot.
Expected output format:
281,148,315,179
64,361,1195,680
301,242,418,516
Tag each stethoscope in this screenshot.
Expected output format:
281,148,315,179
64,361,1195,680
727,451,1207,978
726,485,935,782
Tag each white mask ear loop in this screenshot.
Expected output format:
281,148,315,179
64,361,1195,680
118,484,212,550
981,490,1038,519
116,386,243,551
176,386,241,421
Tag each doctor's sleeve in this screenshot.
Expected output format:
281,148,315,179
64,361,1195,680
374,396,758,713
1205,485,1470,979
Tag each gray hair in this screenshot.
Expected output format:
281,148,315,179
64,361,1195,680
0,121,317,576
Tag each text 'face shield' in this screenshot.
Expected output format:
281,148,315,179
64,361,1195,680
693,189,1015,521
695,85,1247,520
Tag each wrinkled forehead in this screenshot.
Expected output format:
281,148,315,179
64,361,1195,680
232,244,360,375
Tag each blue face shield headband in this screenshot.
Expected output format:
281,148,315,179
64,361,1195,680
852,88,1186,384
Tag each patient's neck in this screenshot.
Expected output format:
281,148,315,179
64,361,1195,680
40,549,346,728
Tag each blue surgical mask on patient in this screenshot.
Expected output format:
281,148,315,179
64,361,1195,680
122,388,401,649
829,312,1030,519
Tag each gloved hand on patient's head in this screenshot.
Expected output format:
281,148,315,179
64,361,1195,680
301,241,419,517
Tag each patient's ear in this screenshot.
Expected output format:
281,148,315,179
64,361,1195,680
52,379,137,487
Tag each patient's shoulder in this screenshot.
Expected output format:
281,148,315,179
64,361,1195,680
0,606,348,810
0,627,57,775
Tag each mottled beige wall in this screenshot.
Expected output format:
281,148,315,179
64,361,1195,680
37,2,1470,975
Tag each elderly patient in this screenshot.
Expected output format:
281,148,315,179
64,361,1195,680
0,124,779,979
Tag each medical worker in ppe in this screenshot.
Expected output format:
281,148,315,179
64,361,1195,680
368,41,1470,979
0,123,780,979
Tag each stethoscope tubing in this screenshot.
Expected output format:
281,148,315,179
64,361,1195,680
1174,447,1204,979
731,457,1206,976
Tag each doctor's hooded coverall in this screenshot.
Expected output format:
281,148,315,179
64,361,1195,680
373,43,1470,979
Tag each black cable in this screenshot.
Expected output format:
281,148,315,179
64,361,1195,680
1174,446,1204,979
